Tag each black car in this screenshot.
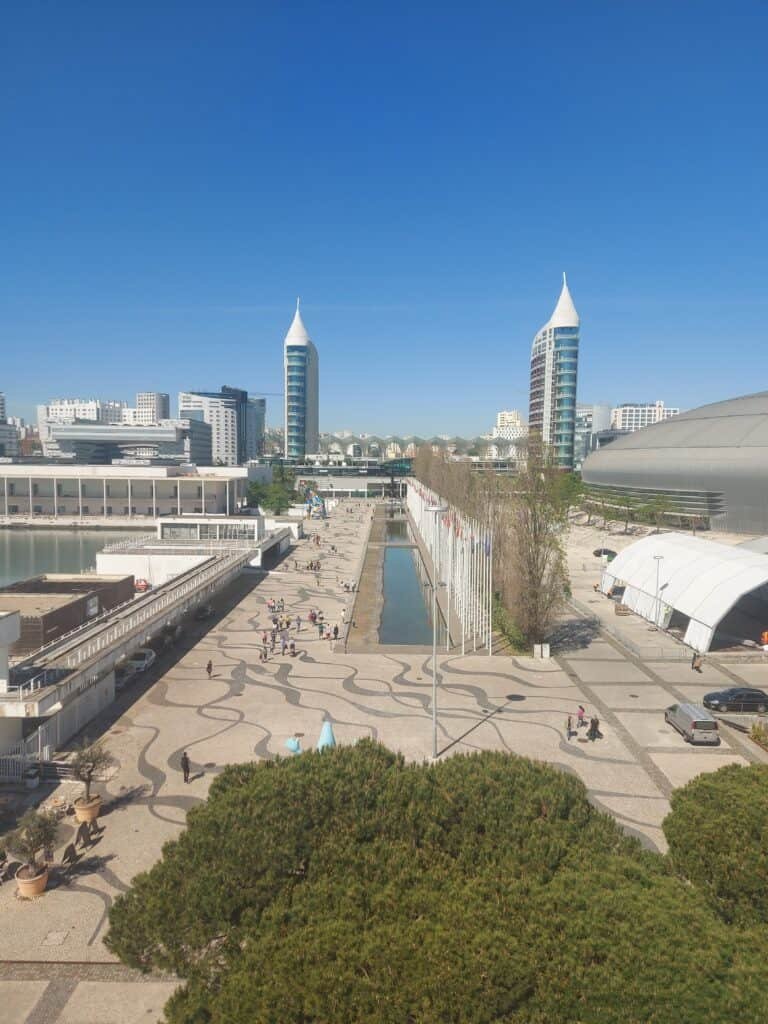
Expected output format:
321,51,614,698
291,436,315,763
703,687,768,713
194,604,214,622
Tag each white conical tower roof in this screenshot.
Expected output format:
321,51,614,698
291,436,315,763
285,297,311,344
545,273,579,329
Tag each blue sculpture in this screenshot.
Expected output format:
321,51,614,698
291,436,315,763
316,720,337,751
285,736,302,755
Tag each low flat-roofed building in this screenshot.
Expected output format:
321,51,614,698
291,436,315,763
0,573,134,655
0,463,268,521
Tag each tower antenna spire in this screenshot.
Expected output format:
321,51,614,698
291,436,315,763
296,296,301,313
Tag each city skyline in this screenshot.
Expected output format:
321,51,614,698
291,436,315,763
3,4,767,435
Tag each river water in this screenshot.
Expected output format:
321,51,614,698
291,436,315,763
0,530,143,588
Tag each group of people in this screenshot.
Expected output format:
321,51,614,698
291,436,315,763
266,597,285,614
567,705,602,742
306,560,322,572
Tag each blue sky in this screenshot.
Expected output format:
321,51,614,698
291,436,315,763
2,2,767,436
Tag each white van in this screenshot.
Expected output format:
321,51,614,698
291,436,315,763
664,703,720,745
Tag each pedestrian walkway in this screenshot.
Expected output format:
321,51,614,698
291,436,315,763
3,500,767,1022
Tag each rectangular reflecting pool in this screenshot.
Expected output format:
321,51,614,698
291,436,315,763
379,544,446,646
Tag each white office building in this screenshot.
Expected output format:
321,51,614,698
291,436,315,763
284,301,319,459
491,409,528,442
574,403,612,469
611,401,680,432
134,392,170,424
178,392,239,466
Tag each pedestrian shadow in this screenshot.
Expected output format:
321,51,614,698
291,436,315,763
189,771,205,782
50,852,119,888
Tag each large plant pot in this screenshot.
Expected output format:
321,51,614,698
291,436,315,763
74,795,101,824
16,864,49,898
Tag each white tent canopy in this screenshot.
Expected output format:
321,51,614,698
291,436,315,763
600,532,768,652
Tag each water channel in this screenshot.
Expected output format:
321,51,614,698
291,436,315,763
378,515,447,646
0,529,144,588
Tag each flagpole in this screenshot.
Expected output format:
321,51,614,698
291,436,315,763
446,523,452,653
488,520,493,655
461,524,466,655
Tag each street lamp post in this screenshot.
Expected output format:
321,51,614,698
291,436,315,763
426,503,448,759
653,554,664,628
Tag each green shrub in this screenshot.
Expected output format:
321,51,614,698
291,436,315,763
664,763,768,925
492,595,527,652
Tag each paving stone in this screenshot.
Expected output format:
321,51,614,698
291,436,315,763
648,750,748,788
57,981,179,1024
565,660,654,683
646,661,731,685
0,981,49,1024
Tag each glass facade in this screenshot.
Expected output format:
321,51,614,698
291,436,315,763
528,283,580,470
286,345,309,459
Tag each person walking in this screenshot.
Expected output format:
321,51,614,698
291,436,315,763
296,614,302,632
341,608,346,624
181,751,191,784
566,714,573,740
206,660,213,680
333,624,339,640
319,621,325,639
281,637,288,656
577,705,587,729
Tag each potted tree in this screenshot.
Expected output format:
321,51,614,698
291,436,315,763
5,809,59,897
70,741,116,824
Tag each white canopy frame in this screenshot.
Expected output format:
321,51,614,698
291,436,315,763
600,532,768,652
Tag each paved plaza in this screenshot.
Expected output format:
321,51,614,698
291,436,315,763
3,503,768,1022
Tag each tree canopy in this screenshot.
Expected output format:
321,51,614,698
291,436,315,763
246,477,296,514
413,442,570,644
107,744,768,1023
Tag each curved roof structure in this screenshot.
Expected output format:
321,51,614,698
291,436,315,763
600,532,768,652
582,392,768,534
540,272,579,332
285,299,311,345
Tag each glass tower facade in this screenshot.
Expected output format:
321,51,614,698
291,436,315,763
286,345,309,459
284,304,319,460
528,275,580,470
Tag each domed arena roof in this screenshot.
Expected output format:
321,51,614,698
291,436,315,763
582,392,768,535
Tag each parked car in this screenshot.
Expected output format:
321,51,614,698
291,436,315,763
664,703,720,745
194,604,214,622
115,662,138,690
703,687,768,713
128,648,157,673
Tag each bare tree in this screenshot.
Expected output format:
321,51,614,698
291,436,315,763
506,443,569,643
